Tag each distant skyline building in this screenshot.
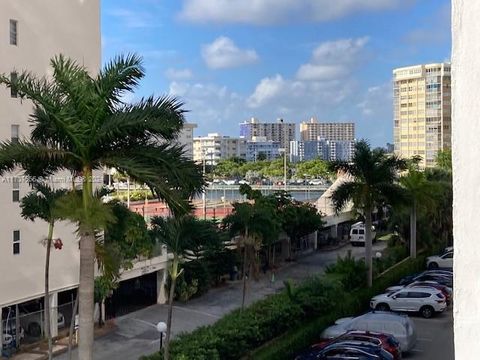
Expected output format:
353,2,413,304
290,140,355,163
246,136,280,162
393,62,451,168
176,123,197,159
193,133,246,165
300,118,355,142
239,117,296,152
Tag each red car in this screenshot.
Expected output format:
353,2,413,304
314,330,402,360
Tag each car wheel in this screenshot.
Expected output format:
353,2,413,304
376,303,390,312
420,305,434,319
428,262,439,269
28,322,42,337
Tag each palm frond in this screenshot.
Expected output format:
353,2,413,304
330,182,361,213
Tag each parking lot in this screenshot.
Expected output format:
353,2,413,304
405,308,454,359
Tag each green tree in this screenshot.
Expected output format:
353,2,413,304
330,141,406,287
296,159,331,179
0,54,203,359
256,152,267,161
436,149,452,171
400,167,437,258
20,182,68,360
150,215,212,360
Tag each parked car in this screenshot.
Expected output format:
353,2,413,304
386,281,452,305
426,251,453,269
398,273,453,288
370,287,447,318
310,330,401,360
296,342,395,360
320,311,416,352
350,222,377,246
18,303,66,337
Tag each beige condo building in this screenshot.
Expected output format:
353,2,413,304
300,118,355,142
393,63,451,168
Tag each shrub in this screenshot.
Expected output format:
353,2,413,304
325,251,367,291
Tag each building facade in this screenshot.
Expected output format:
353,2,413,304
193,133,246,165
176,123,197,159
246,136,280,161
290,140,355,162
393,63,452,168
299,118,355,142
0,1,168,349
239,117,296,151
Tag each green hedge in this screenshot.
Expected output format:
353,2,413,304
141,255,425,360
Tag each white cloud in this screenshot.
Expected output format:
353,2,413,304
202,37,259,69
296,37,369,81
180,0,410,25
165,68,193,80
247,75,286,108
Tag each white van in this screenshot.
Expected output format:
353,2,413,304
349,222,376,246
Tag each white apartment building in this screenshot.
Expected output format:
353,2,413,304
0,1,168,349
246,136,280,161
193,133,246,165
176,123,197,159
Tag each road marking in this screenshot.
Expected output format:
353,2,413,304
173,306,221,319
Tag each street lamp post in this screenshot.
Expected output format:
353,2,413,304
156,321,167,352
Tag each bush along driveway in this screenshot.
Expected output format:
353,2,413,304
140,255,426,360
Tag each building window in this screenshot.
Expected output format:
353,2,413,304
10,72,18,98
12,177,20,202
9,19,18,45
11,124,19,143
13,230,20,254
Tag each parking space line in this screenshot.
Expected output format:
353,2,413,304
417,337,433,342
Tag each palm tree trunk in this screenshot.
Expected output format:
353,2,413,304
365,208,373,287
45,221,54,360
241,228,249,310
164,256,179,360
78,168,95,360
410,200,417,258
68,292,79,360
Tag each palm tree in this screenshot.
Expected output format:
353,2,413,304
0,54,204,360
400,168,436,258
20,182,68,360
330,141,406,287
150,215,210,360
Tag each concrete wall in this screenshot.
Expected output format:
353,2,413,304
0,0,100,307
452,1,480,358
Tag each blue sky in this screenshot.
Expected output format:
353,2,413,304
102,0,451,146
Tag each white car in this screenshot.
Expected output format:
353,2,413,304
370,287,447,318
426,251,453,269
320,311,417,352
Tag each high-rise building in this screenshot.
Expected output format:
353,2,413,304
239,117,296,151
393,63,451,168
299,118,355,142
176,123,197,159
193,133,246,165
290,140,355,162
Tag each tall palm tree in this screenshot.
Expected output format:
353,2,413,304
0,54,204,360
400,168,436,258
330,141,406,287
20,182,68,360
150,215,210,360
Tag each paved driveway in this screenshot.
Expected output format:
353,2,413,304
56,242,386,360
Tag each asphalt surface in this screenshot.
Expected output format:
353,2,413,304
405,308,454,359
55,243,390,360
